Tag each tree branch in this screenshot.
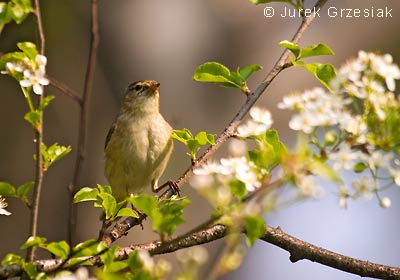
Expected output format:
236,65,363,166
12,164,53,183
26,0,46,262
47,75,83,105
67,0,100,245
4,223,399,279
102,0,328,245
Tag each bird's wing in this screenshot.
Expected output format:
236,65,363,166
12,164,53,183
105,121,117,150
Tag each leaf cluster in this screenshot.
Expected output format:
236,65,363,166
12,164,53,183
279,40,336,90
193,62,262,93
0,0,32,33
172,129,216,161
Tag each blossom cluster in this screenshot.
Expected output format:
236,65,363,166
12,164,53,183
190,107,273,207
237,107,273,137
279,51,400,208
191,156,262,207
2,54,49,95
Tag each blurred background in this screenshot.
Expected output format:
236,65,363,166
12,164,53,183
0,0,399,279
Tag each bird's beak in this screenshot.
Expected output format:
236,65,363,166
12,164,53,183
149,81,160,92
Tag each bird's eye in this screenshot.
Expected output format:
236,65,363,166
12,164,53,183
134,84,143,92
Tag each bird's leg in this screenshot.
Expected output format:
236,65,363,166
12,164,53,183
152,180,180,197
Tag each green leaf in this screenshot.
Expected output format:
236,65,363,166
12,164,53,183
129,195,190,237
194,62,241,88
265,129,287,158
128,194,158,218
354,162,367,173
195,131,216,146
279,40,301,58
99,192,117,220
22,262,37,279
172,128,193,144
299,43,334,59
0,51,26,71
35,272,48,280
0,3,12,34
1,253,22,266
42,143,72,170
38,95,55,111
249,129,287,171
228,180,247,199
239,64,262,81
24,110,41,130
101,245,119,267
0,182,16,197
10,0,32,24
98,184,113,195
17,181,33,203
17,42,38,60
116,207,139,218
173,128,215,160
101,246,129,273
244,215,266,246
45,241,70,260
304,63,336,91
74,187,99,203
186,139,200,152
105,262,129,273
20,236,47,249
156,197,190,236
73,239,107,257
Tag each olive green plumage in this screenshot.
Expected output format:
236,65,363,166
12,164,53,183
104,80,173,201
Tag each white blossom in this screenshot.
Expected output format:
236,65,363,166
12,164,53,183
20,68,49,95
193,161,230,176
237,120,270,137
52,268,96,280
0,196,11,216
279,87,348,134
329,143,364,171
237,107,273,137
379,197,391,208
369,53,400,91
296,175,322,199
2,61,24,74
389,159,400,186
352,176,375,200
137,250,155,272
176,246,208,265
338,115,367,144
249,107,273,127
3,54,50,95
220,157,261,191
365,150,393,170
228,138,248,157
189,174,214,189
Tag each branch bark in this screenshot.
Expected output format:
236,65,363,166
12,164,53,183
26,0,46,262
67,0,100,245
3,223,399,279
47,75,83,105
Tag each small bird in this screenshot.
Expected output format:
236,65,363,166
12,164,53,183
104,80,174,201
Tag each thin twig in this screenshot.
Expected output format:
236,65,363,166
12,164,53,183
4,222,400,279
103,0,328,245
25,0,46,263
67,0,100,245
47,75,83,105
